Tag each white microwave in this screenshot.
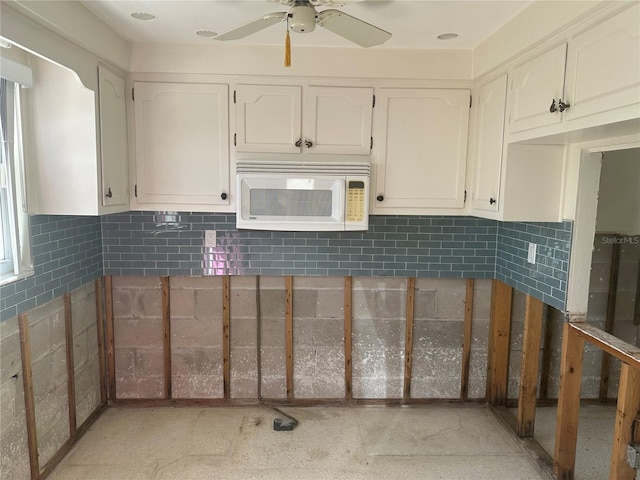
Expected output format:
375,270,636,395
236,161,370,231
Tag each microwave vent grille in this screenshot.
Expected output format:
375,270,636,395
236,161,369,176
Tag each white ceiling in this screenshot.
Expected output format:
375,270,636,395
81,0,533,50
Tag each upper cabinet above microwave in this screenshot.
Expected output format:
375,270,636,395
234,84,374,155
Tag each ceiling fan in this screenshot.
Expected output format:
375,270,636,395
214,0,392,48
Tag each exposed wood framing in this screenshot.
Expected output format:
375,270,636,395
223,275,231,399
105,275,116,401
486,280,513,406
94,278,107,404
570,322,640,370
63,293,77,437
403,277,415,400
539,305,553,402
554,321,585,480
600,240,621,400
460,279,474,401
610,363,640,480
516,295,543,437
344,276,353,400
18,313,39,480
161,276,171,399
285,276,294,401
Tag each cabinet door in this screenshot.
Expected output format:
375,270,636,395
98,66,129,209
374,88,469,210
235,84,301,153
509,43,567,133
306,86,373,155
564,3,640,123
134,82,229,206
472,75,508,212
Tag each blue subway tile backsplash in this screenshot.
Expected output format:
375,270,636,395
1,211,573,322
0,215,103,322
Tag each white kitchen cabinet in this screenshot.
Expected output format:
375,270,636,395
25,58,129,215
471,74,508,213
234,84,373,154
98,65,129,209
563,3,640,125
373,88,469,212
132,81,230,209
508,3,640,141
508,43,567,134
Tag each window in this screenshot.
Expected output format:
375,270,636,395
0,76,32,285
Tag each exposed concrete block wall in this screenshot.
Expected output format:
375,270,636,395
28,297,70,466
170,277,223,398
352,278,406,398
0,317,30,480
293,277,345,399
71,283,101,426
230,276,258,399
112,276,164,398
258,277,287,399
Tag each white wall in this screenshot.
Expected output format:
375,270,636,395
596,148,640,235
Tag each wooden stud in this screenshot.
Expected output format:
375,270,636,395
64,293,77,437
486,280,513,406
610,363,640,480
18,313,39,480
634,258,640,326
554,321,585,480
600,241,621,400
539,305,553,402
460,279,474,401
161,276,171,399
403,278,416,400
516,295,544,437
223,275,231,399
95,278,107,405
105,275,116,402
344,276,353,400
285,276,294,401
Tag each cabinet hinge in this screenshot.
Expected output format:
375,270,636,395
234,133,237,146
132,88,135,101
134,184,137,197
233,90,236,104
469,95,472,108
370,137,373,150
372,95,376,108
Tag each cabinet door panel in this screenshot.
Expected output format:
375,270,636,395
235,84,301,153
564,3,640,123
134,82,229,205
472,75,508,212
98,66,129,208
375,88,469,210
306,86,373,154
509,43,567,133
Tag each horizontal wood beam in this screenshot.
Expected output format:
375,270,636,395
570,322,640,370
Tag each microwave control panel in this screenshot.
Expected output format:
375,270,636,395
347,180,366,222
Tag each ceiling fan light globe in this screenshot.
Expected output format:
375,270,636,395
289,6,317,33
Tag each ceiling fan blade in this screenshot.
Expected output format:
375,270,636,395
214,12,287,41
317,9,391,47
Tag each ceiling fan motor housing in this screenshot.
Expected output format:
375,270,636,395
289,6,316,33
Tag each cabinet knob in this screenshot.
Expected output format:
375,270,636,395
558,99,571,112
489,197,496,205
549,99,557,113
295,138,302,148
221,192,228,200
105,187,113,198
376,195,384,202
304,139,313,148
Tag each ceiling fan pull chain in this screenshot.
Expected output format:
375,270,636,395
284,16,291,67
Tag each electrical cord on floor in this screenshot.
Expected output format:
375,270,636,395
255,276,299,431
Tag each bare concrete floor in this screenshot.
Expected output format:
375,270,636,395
49,405,550,480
